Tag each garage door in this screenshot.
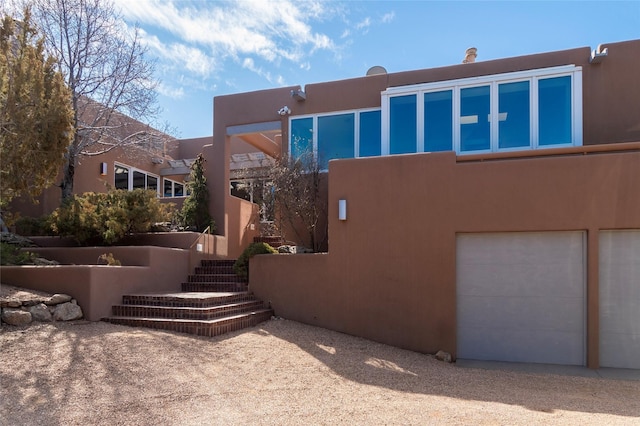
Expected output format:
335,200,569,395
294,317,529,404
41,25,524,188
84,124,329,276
457,232,586,365
599,230,640,369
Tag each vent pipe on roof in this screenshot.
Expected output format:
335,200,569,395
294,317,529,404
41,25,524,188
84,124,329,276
589,44,608,64
463,47,477,64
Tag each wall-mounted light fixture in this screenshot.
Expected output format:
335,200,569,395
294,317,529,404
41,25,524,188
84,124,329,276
277,105,291,116
338,199,347,221
590,44,608,64
291,89,306,102
100,162,107,176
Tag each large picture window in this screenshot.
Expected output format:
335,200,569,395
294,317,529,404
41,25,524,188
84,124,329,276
382,65,582,155
289,108,381,170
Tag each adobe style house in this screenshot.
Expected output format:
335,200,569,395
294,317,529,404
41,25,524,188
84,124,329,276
207,39,640,369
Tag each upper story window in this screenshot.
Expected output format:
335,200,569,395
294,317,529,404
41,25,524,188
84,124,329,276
114,163,159,194
163,178,187,198
381,65,582,155
289,108,381,170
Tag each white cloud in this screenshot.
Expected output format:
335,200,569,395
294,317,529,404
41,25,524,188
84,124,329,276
355,17,371,30
156,82,184,99
115,0,338,80
381,11,395,24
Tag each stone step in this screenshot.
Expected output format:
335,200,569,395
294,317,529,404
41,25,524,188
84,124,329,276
194,266,236,275
181,282,248,292
104,309,274,337
121,291,256,308
200,259,236,268
112,300,267,320
187,274,246,283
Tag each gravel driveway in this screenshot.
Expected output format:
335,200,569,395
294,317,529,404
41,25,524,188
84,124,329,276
1,319,639,425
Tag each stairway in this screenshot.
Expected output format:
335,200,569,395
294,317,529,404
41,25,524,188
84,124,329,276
103,259,273,337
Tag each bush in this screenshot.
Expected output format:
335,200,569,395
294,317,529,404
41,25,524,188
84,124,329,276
14,215,53,236
233,242,277,279
50,189,173,245
0,242,36,265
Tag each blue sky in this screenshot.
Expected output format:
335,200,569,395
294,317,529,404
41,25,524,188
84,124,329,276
114,0,640,139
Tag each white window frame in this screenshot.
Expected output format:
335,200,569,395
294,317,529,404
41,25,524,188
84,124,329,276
114,162,160,195
163,177,187,198
381,65,583,155
288,108,382,171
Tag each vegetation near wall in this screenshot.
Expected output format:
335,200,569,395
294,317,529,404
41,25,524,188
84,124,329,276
233,242,277,279
0,7,74,209
49,189,172,245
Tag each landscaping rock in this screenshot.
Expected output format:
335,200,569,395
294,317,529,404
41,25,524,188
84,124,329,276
29,303,53,322
0,299,22,308
2,308,32,326
33,258,60,266
53,302,83,321
46,294,72,305
435,350,452,363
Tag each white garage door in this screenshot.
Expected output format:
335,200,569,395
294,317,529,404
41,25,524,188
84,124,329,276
457,232,586,365
599,230,640,369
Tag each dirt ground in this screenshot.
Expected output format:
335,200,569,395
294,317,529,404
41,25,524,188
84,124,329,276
1,319,639,425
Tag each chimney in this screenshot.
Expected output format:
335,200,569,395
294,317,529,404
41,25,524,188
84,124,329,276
463,47,477,64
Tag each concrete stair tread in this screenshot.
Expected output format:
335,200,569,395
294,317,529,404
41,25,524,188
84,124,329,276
125,291,251,298
113,301,264,311
107,308,273,324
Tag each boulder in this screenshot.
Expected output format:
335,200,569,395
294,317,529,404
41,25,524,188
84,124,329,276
1,308,32,326
435,350,452,363
0,299,22,308
46,294,72,305
53,302,83,321
29,303,53,322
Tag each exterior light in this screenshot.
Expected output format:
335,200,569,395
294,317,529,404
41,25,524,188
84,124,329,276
100,162,107,175
291,89,306,101
338,199,347,221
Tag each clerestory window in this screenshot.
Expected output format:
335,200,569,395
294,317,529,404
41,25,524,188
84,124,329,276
381,65,582,154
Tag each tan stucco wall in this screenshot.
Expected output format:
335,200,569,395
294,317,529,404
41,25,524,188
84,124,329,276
251,144,640,367
212,40,640,257
1,246,190,320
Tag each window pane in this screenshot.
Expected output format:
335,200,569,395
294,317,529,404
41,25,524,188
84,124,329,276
390,94,417,154
132,171,145,189
359,110,381,157
424,90,453,152
290,117,313,161
114,165,129,190
539,76,572,146
460,86,490,152
164,180,172,197
499,81,530,149
317,113,355,169
174,182,184,197
147,175,158,192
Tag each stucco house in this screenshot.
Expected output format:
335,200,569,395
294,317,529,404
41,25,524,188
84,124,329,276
206,39,640,369
7,39,639,370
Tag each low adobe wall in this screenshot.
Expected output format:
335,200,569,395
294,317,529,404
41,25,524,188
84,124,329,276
1,246,188,321
250,143,640,366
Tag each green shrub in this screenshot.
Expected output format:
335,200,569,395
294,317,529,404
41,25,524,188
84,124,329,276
50,189,173,245
233,242,277,279
14,215,53,236
0,242,36,265
98,252,121,266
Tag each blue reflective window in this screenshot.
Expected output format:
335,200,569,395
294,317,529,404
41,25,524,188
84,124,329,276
424,90,453,152
539,76,572,146
317,113,355,169
460,86,490,152
499,81,530,149
390,94,417,154
290,117,313,160
359,110,381,157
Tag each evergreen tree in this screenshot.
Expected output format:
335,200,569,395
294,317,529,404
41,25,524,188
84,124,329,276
179,153,213,232
0,7,73,208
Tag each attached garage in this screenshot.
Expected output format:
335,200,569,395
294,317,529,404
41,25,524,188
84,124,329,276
599,230,640,369
456,232,586,365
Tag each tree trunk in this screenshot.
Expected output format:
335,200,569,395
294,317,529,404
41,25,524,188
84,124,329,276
60,146,75,203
